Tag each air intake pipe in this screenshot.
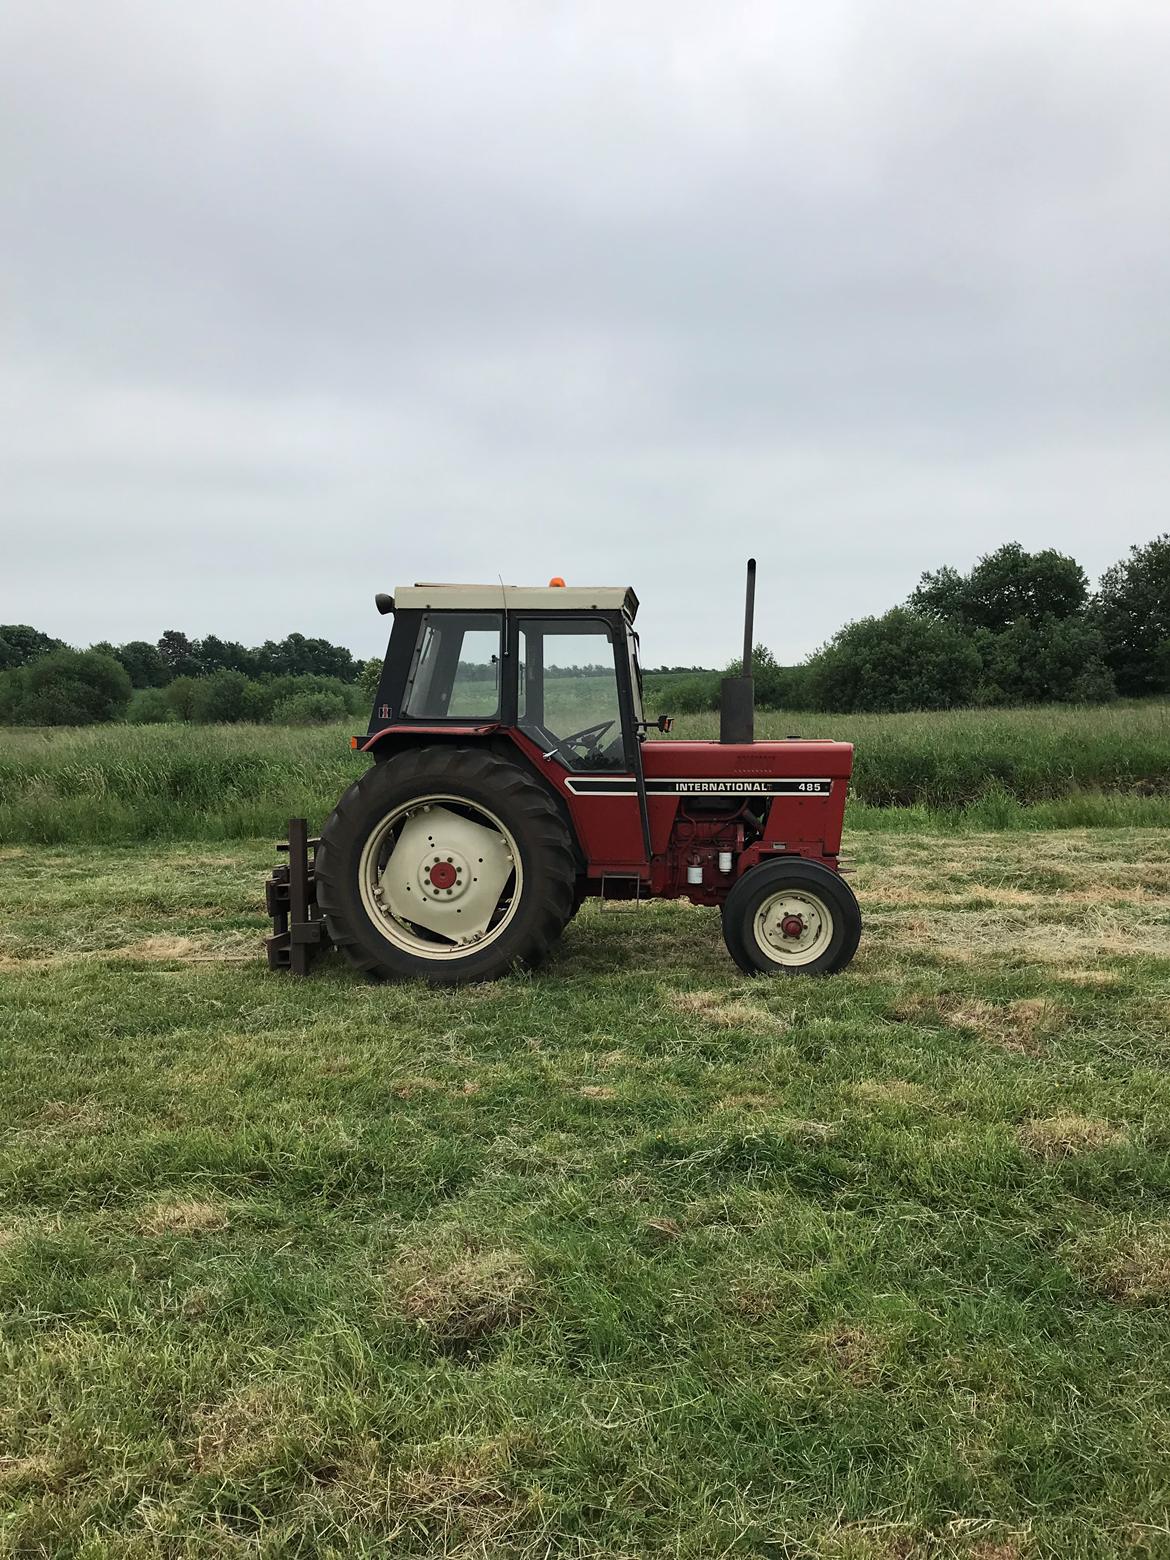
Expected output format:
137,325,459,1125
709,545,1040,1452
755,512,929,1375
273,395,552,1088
719,557,756,744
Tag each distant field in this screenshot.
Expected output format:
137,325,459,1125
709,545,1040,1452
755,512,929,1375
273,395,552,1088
1,702,1167,844
1,829,1169,1554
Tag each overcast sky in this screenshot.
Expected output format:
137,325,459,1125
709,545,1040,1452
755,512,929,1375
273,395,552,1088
3,1,1168,666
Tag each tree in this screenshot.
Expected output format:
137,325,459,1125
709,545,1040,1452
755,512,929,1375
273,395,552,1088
0,649,131,725
0,624,64,671
114,640,170,688
912,543,1088,631
359,657,382,698
193,635,258,678
805,608,982,712
722,643,790,709
906,564,967,624
976,617,1115,705
257,633,357,681
1093,534,1170,696
157,629,199,679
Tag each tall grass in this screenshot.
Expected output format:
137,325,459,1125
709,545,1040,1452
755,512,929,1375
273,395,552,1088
1,701,1167,843
673,701,1170,807
0,724,362,845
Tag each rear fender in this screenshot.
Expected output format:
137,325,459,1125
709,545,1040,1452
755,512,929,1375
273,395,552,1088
360,724,497,755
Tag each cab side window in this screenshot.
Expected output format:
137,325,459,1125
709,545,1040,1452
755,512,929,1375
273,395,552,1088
404,614,502,719
518,620,626,771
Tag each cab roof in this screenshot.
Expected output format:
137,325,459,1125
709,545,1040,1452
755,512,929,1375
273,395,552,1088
393,583,639,619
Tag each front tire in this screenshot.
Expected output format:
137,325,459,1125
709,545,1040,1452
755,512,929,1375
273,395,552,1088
721,858,861,976
315,747,576,984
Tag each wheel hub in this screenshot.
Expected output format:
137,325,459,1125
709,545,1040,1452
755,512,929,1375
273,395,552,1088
418,849,470,900
753,890,833,966
366,802,518,950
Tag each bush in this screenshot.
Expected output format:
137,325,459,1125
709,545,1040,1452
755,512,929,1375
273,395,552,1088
975,617,1115,706
806,609,982,713
156,673,361,724
261,675,365,716
0,649,132,725
775,662,815,710
645,656,814,716
654,674,719,714
164,677,202,722
126,688,175,724
189,670,251,724
270,691,350,726
240,679,280,722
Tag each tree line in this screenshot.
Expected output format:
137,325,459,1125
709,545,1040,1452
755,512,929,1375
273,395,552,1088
660,535,1170,714
0,628,360,685
0,628,374,727
2,534,1167,723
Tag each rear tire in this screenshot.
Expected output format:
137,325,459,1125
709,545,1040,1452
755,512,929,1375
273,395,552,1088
721,859,861,976
315,747,576,984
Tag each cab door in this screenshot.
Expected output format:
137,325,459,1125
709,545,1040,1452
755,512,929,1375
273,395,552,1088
511,616,648,874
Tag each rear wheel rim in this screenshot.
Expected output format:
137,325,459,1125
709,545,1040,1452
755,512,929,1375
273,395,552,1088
751,888,834,968
358,793,523,960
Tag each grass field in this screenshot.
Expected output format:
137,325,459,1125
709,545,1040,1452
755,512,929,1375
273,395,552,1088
2,830,1170,1555
1,701,1169,845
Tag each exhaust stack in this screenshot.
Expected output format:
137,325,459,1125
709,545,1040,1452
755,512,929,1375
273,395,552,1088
719,557,756,744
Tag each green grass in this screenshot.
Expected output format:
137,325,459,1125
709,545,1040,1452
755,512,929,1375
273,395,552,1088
1,702,1169,844
2,831,1170,1555
672,700,1170,808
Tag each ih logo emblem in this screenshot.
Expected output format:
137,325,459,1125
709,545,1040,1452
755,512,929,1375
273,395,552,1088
379,704,392,720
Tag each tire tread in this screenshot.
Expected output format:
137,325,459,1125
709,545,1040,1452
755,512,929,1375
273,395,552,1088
721,858,861,976
314,746,576,984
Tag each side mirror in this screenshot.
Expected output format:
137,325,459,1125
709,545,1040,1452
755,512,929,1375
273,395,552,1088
657,714,673,733
375,593,395,616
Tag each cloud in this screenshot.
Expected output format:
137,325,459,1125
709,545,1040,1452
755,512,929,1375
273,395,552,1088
2,0,1169,662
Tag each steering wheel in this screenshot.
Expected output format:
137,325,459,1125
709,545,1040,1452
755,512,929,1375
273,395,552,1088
559,718,616,752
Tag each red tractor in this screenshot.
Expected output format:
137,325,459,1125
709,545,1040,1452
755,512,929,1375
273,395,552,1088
267,562,860,982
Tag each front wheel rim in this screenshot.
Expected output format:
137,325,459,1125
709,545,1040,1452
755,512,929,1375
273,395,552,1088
357,794,523,960
752,888,834,967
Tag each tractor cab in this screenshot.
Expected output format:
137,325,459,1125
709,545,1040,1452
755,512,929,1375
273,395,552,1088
367,582,645,765
363,582,655,874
